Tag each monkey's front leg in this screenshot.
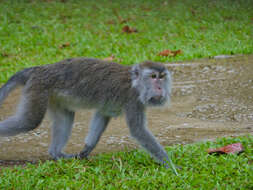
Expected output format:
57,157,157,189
125,105,178,175
78,111,111,158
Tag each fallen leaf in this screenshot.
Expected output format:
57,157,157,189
103,55,115,61
158,49,182,57
158,49,173,56
59,42,70,49
172,49,183,56
207,143,244,155
122,25,138,33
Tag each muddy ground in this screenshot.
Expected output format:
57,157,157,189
0,55,252,165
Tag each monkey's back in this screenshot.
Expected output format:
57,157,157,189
26,58,137,115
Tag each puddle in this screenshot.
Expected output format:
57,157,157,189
0,55,253,164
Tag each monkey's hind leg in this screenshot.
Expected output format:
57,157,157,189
78,111,110,158
48,107,75,160
0,90,48,136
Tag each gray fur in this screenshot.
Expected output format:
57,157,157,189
0,58,175,171
48,107,75,159
0,86,48,136
79,111,110,158
0,68,33,107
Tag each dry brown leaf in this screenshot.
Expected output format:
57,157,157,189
122,25,138,33
172,49,183,56
103,55,115,61
59,42,70,49
158,49,182,57
208,143,244,155
158,49,173,56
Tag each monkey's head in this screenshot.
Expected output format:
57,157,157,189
131,61,172,106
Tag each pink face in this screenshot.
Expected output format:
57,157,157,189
149,72,167,102
131,63,171,106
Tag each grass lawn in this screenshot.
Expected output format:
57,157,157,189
0,0,252,83
0,135,252,189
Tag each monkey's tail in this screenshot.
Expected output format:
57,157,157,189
0,68,34,106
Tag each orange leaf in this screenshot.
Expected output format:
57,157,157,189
59,42,70,49
158,49,173,56
103,55,115,61
158,49,182,57
171,49,182,56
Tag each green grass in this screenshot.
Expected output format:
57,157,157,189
0,0,253,83
0,135,252,189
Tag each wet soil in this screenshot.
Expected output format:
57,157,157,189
0,55,252,165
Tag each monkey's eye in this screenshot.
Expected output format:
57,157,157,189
151,74,157,79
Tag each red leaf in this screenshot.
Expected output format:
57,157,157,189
208,143,244,155
122,25,138,33
158,49,182,57
158,49,173,56
59,42,70,49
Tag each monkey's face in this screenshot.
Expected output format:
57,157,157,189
131,64,172,106
143,69,171,106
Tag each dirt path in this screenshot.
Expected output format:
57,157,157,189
0,55,252,164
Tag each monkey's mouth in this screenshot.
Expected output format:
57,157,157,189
148,96,166,105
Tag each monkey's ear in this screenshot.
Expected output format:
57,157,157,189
131,64,141,81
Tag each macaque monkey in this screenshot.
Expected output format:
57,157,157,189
0,58,177,174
